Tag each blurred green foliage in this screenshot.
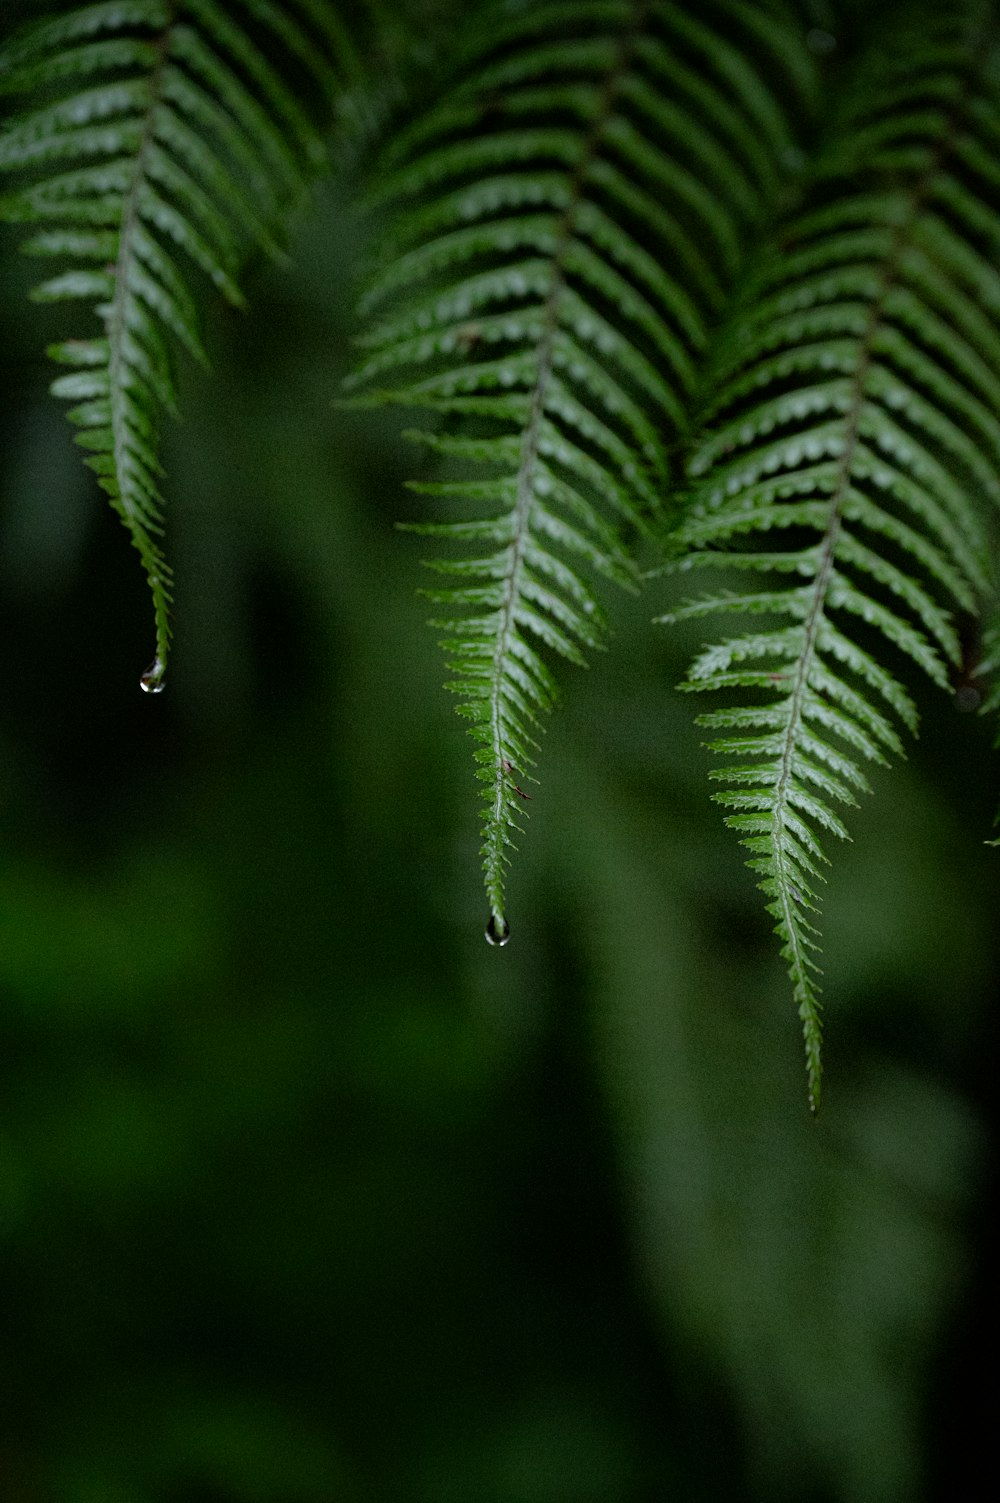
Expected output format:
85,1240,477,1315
0,165,997,1503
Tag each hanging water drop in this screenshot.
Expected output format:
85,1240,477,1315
140,656,166,694
485,914,510,947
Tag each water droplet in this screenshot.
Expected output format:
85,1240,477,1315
485,914,510,946
140,656,166,694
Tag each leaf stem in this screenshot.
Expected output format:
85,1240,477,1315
768,102,968,1107
107,7,176,669
485,6,646,928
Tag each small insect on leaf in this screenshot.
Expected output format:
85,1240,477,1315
501,758,532,800
454,322,483,352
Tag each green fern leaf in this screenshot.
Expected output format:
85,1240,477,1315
349,0,814,941
663,0,1000,1107
0,0,354,685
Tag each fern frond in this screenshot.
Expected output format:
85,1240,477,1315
663,0,1000,1107
349,0,814,940
0,0,354,684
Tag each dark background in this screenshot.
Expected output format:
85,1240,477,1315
0,134,997,1503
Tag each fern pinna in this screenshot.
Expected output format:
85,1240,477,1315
0,0,357,687
664,0,1000,1107
349,0,813,943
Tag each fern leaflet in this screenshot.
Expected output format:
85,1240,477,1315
348,0,813,940
663,0,1000,1106
0,0,356,684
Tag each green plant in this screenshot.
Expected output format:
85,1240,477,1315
2,0,998,1104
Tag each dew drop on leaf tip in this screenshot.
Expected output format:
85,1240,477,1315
485,914,510,946
140,656,166,694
